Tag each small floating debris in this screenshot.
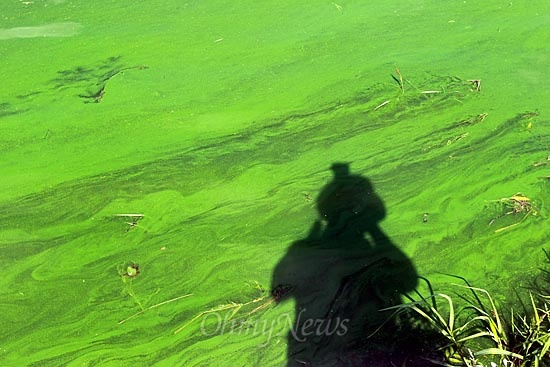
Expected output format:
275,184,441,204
114,214,144,232
467,79,481,91
487,193,538,233
374,100,390,111
120,263,140,278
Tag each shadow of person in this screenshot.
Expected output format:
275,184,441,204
272,163,419,366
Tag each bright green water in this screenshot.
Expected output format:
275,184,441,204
1,1,549,366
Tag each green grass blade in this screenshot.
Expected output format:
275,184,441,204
474,347,523,359
540,332,550,356
530,292,540,326
438,293,454,331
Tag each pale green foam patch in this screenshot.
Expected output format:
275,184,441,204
0,22,82,40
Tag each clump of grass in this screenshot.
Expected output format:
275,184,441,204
505,294,550,366
382,269,550,367
535,249,550,296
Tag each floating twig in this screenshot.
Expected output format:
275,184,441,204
173,295,271,334
533,155,550,167
392,66,405,94
119,293,193,325
173,282,282,335
374,100,390,110
446,133,469,145
457,113,488,127
114,214,144,232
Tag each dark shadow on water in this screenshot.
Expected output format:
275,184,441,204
272,163,440,366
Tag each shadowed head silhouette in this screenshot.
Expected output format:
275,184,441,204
316,162,385,241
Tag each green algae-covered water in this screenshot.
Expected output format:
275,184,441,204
1,1,549,366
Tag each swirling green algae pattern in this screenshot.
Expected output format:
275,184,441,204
1,1,550,366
